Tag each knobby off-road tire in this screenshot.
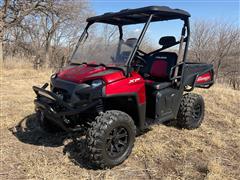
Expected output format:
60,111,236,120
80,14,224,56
177,93,205,129
37,112,62,133
86,110,136,168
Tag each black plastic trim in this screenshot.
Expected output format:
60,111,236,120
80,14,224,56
104,93,146,131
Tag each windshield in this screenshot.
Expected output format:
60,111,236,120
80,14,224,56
71,23,144,65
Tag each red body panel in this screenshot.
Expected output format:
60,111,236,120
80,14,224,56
57,64,125,84
105,72,146,104
57,65,146,104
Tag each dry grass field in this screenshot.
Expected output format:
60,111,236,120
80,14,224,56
1,64,240,179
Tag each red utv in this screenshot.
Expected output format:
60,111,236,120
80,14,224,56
33,6,214,168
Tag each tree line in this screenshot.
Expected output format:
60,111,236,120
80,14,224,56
1,1,239,89
0,0,92,68
189,20,240,90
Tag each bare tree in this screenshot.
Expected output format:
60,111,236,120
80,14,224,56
0,0,47,63
1,0,91,68
212,23,239,80
189,20,240,89
189,20,216,63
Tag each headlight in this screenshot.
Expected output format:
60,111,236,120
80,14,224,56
91,79,104,88
51,73,57,79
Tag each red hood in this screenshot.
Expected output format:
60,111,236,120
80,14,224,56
57,64,125,84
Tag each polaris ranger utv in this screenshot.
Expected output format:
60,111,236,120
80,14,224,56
33,6,214,168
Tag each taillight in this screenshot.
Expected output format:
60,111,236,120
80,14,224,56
196,72,212,84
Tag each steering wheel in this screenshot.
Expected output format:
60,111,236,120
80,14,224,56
131,51,146,72
135,51,147,65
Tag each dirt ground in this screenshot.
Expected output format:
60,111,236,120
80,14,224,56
1,67,240,179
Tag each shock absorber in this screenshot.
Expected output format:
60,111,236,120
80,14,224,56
96,99,104,113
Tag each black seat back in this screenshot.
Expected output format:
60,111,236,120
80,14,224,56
153,52,178,76
141,52,178,81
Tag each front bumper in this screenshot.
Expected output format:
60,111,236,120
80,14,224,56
33,84,101,132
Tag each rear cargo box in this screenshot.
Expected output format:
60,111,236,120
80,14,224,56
182,62,214,88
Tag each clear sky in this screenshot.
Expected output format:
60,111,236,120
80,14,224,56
90,0,239,46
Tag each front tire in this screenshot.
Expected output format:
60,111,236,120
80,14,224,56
86,110,136,168
177,93,205,129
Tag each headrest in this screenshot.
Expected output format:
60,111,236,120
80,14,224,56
159,36,176,47
125,38,137,47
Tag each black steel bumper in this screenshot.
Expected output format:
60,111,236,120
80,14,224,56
33,84,100,132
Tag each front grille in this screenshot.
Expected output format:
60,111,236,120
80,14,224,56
53,88,70,101
51,78,102,106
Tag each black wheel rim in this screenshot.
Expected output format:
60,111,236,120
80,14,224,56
193,103,202,120
106,127,129,158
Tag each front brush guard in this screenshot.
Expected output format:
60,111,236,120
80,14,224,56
33,83,100,132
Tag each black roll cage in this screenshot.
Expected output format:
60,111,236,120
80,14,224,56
71,12,190,77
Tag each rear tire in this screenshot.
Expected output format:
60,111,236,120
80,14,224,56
177,93,205,129
86,110,136,168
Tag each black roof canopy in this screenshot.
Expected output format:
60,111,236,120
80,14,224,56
87,6,191,25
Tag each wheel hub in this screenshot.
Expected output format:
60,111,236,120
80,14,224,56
106,127,129,158
193,104,202,120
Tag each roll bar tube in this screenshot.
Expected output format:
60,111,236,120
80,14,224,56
126,14,153,76
183,18,190,62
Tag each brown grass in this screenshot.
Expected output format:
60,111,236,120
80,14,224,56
1,64,240,179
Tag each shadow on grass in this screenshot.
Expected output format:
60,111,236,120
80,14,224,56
62,138,94,169
9,113,67,147
9,113,181,169
146,118,182,130
162,119,182,129
8,113,94,169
